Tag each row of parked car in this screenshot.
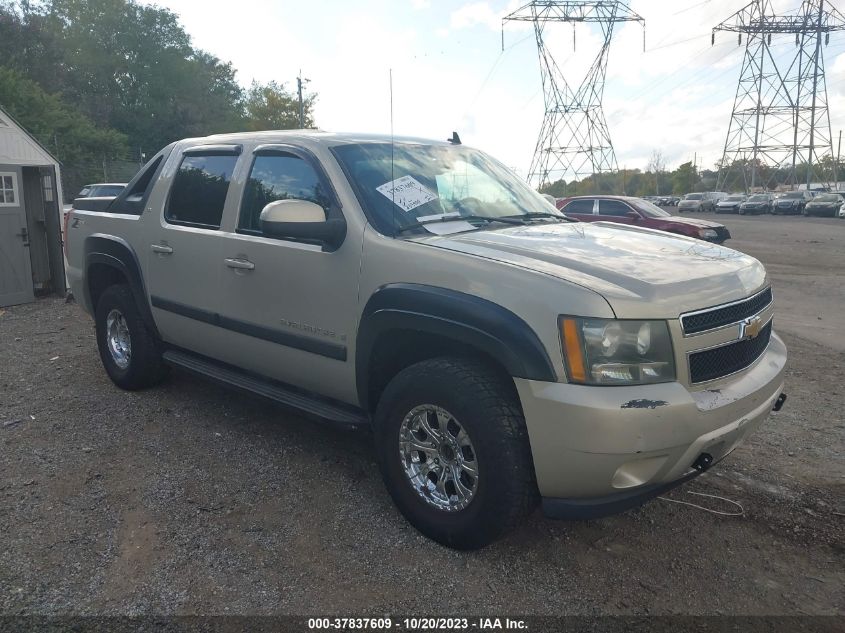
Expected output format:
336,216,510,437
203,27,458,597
677,190,845,217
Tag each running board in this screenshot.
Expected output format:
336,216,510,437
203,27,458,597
162,349,369,429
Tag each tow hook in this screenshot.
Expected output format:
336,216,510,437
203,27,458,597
772,393,787,412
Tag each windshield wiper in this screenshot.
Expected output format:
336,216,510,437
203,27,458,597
500,212,578,223
394,214,525,235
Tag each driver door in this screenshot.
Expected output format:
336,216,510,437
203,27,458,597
212,145,362,405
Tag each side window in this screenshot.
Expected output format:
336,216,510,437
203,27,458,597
562,199,595,214
165,154,238,229
0,172,18,206
599,199,633,217
238,153,331,234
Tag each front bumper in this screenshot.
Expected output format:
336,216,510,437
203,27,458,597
514,332,787,518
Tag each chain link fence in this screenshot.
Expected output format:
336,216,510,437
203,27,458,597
60,157,143,202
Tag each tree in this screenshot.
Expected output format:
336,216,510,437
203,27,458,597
244,81,315,131
646,149,665,195
0,0,246,152
0,66,128,193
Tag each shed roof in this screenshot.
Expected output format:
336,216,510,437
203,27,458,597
0,105,60,167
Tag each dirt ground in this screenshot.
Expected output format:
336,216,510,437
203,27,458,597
1,213,843,616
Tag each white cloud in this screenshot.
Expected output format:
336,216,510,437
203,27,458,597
450,2,501,31
411,0,431,9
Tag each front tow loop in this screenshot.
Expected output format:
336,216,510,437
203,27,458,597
772,392,788,412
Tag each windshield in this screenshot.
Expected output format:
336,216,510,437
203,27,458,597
747,195,767,201
783,192,803,199
684,194,703,200
631,198,671,217
813,193,841,202
724,196,744,202
331,142,563,236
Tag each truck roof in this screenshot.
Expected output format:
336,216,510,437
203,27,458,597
183,130,457,148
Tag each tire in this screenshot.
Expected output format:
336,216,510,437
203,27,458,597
95,284,168,390
374,357,538,549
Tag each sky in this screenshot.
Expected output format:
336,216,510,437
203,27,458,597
144,0,845,181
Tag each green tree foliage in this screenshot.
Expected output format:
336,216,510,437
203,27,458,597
0,0,317,157
244,81,315,131
0,66,127,164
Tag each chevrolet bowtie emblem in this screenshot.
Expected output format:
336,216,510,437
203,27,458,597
738,315,763,341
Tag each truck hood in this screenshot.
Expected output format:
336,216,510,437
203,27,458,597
416,222,766,319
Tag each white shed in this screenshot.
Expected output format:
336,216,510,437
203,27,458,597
0,105,66,306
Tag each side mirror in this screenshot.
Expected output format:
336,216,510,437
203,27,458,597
259,200,346,250
627,211,640,220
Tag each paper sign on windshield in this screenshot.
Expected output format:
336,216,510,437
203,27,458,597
376,175,437,212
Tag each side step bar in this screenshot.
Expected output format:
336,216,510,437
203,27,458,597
162,349,369,429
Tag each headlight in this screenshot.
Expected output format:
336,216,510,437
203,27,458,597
559,318,676,385
699,228,718,239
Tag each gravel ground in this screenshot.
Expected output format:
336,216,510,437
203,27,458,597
1,214,843,616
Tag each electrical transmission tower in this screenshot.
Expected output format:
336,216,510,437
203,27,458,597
503,1,644,190
714,0,845,192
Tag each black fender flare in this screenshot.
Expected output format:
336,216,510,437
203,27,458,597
356,283,557,408
84,234,158,337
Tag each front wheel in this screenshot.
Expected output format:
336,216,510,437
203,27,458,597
374,358,538,549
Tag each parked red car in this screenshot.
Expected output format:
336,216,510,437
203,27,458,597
556,195,731,243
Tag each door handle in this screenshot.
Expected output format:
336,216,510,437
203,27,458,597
224,257,255,271
16,228,30,246
151,244,173,254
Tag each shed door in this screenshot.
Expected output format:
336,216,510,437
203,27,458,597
0,171,35,307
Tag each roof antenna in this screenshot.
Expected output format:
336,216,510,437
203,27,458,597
448,131,462,145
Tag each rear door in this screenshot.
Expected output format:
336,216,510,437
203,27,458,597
145,146,241,358
0,170,35,307
597,199,636,226
561,198,597,221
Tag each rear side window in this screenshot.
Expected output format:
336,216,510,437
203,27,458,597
166,154,238,229
238,153,331,234
599,199,633,217
563,199,594,214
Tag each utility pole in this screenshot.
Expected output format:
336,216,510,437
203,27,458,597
837,130,842,188
297,70,310,129
502,2,645,190
713,0,845,191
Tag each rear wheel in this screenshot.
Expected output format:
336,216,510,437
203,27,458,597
374,358,538,549
95,284,168,390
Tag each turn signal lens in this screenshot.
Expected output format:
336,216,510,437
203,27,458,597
560,318,587,383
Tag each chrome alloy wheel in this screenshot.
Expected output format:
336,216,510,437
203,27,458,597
106,308,132,369
398,405,479,512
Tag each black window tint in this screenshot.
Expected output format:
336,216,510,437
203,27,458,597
166,154,237,228
239,154,331,233
563,199,594,214
598,200,632,217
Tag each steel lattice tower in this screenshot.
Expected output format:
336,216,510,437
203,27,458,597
714,0,845,191
503,1,644,189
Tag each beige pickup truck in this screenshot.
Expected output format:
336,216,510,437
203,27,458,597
65,131,787,549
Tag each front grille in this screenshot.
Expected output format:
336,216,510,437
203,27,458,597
689,321,772,383
681,287,772,334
